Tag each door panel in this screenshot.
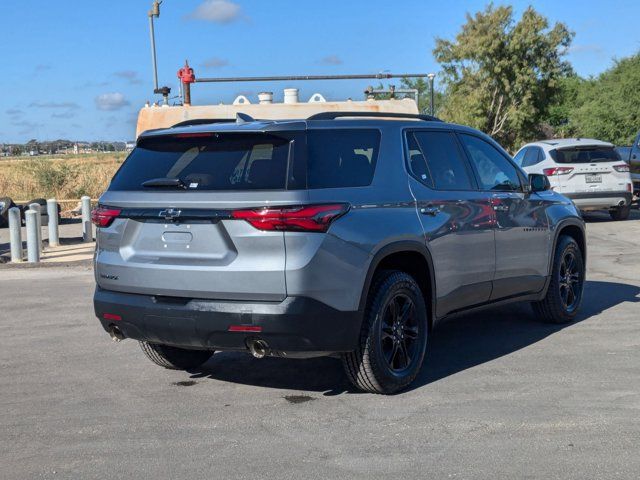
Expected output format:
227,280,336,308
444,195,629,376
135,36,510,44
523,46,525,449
456,133,551,300
405,129,495,317
410,180,495,315
490,192,550,299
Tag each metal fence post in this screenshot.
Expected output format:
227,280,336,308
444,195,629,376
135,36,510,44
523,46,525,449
47,199,60,247
29,203,43,251
8,207,22,262
26,210,40,263
81,196,93,243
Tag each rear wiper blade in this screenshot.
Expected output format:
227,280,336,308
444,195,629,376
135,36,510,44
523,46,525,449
141,178,187,189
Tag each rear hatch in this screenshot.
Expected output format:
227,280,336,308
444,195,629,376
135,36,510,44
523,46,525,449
95,129,308,301
548,145,630,193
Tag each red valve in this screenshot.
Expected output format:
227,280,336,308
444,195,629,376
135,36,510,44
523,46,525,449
177,60,195,84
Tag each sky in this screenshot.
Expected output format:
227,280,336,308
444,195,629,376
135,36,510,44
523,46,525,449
1,0,639,143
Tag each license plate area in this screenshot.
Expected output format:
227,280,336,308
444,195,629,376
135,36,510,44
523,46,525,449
585,174,602,183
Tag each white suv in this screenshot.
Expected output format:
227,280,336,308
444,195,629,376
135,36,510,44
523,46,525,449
514,139,633,220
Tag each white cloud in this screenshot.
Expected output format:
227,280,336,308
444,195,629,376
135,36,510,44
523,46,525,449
202,57,230,69
320,55,343,65
30,101,79,109
187,0,242,23
95,92,129,111
566,44,605,55
113,70,142,84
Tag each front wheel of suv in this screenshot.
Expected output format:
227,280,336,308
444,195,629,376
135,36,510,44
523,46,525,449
532,235,585,324
139,341,213,370
342,271,429,394
609,205,630,221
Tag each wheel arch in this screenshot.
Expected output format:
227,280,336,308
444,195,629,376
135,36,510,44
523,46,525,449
552,219,586,272
358,241,436,328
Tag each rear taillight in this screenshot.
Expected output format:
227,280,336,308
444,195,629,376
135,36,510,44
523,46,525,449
91,206,121,227
614,164,630,173
232,204,349,232
543,167,574,176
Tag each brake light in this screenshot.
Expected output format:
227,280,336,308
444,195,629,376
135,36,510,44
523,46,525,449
543,167,574,176
91,206,121,227
614,164,630,173
232,204,349,232
103,313,122,321
173,133,213,138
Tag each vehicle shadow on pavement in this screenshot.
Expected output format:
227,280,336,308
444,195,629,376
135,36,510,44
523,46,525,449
408,279,640,392
188,280,639,396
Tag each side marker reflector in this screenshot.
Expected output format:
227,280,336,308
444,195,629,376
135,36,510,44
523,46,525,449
228,325,262,333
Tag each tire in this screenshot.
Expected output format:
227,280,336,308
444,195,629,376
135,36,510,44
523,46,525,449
532,235,585,324
342,270,429,394
609,205,630,221
139,341,213,370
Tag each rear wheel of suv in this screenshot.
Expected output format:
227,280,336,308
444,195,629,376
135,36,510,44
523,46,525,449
139,341,213,370
609,205,630,221
532,235,584,324
342,271,429,394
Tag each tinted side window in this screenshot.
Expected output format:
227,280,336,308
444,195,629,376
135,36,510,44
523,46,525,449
459,134,522,191
513,148,527,167
522,147,543,167
411,131,474,190
306,129,380,188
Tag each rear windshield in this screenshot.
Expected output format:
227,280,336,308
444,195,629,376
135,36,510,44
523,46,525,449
550,146,620,164
108,129,381,192
306,129,380,188
109,133,292,191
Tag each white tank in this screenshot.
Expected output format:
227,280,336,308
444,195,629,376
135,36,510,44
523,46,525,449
283,88,299,104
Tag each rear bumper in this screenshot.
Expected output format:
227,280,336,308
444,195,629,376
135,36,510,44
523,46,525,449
94,287,362,355
564,191,632,209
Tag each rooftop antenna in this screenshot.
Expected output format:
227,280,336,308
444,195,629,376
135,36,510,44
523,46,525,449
148,1,170,104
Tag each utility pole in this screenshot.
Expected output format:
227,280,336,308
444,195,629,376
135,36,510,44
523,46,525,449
148,1,171,104
148,1,161,92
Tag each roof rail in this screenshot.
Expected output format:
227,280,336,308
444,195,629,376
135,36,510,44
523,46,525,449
307,111,443,122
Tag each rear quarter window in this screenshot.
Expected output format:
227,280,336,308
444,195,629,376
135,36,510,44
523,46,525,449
306,129,380,188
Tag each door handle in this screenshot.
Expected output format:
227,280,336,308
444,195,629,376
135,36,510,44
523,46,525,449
420,205,440,216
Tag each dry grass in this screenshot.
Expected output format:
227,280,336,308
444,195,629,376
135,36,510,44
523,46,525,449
0,153,125,201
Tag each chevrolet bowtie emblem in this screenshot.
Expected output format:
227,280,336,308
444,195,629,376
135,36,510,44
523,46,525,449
159,208,182,220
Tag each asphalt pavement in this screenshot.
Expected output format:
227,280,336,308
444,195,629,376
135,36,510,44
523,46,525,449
1,210,639,479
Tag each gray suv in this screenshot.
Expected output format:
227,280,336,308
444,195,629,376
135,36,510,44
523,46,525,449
93,112,586,394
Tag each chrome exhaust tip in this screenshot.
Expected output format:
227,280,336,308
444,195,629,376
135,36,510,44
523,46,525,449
247,339,270,359
109,325,125,342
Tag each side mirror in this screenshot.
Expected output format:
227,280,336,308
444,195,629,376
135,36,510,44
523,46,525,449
529,173,550,192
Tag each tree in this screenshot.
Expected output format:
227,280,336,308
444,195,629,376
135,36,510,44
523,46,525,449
544,75,585,138
434,4,573,150
569,53,640,145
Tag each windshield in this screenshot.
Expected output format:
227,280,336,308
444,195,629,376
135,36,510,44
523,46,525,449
109,133,292,191
550,146,621,164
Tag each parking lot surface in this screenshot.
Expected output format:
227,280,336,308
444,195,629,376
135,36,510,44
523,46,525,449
1,210,639,479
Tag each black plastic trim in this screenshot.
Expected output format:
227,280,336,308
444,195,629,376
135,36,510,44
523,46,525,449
564,191,632,203
94,288,361,353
